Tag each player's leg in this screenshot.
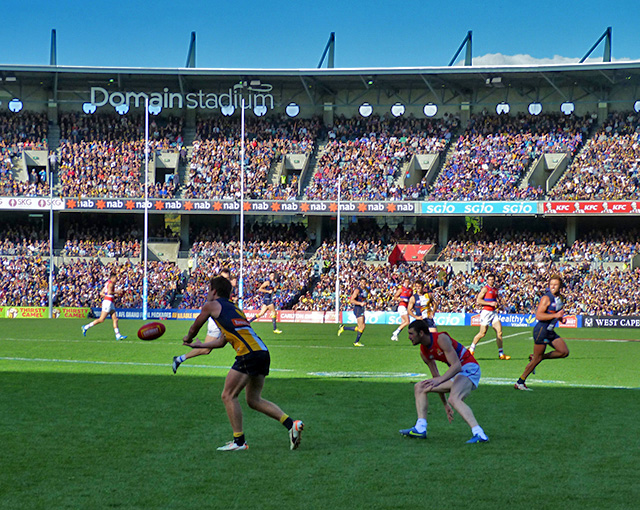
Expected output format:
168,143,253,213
250,305,267,322
245,374,303,450
391,306,408,340
515,343,547,389
353,315,365,346
270,305,281,333
446,374,488,442
218,368,250,450
111,312,126,340
493,320,509,359
469,324,488,352
83,309,108,335
400,380,434,438
545,337,569,359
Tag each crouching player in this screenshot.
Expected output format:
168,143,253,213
400,320,489,444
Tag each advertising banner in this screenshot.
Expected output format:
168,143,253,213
582,316,640,328
0,197,65,211
421,201,537,215
0,306,91,318
543,201,640,215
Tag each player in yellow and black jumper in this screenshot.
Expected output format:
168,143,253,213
338,276,369,347
182,276,303,451
249,271,282,334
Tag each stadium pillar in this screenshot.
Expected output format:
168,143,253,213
566,217,577,246
180,214,190,248
438,217,450,248
460,102,471,124
323,102,334,126
598,102,608,124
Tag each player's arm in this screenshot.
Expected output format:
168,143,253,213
422,334,461,389
183,301,223,347
257,281,269,294
408,295,420,319
421,351,453,420
393,286,402,299
428,292,438,316
349,288,361,306
475,287,489,307
535,295,564,321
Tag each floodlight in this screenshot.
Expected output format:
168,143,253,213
254,105,267,117
148,104,162,116
286,103,300,118
496,103,510,115
634,100,640,113
115,104,129,115
423,104,437,117
359,102,373,118
560,102,575,115
221,104,235,116
528,102,542,116
8,98,23,113
391,103,405,117
82,102,97,115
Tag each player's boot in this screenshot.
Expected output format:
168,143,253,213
273,329,283,334
82,325,88,337
337,325,345,336
217,441,248,451
172,356,182,374
399,427,426,439
391,333,399,342
499,354,511,360
514,382,532,391
116,334,127,341
289,420,304,450
466,434,489,444
353,341,364,347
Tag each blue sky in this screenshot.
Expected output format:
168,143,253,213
2,0,639,68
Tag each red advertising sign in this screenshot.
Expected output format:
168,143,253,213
544,201,639,215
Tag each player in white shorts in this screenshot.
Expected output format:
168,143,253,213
172,268,232,373
82,271,127,341
469,273,510,360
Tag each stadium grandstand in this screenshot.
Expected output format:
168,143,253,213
1,39,640,324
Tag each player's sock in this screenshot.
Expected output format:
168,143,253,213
280,415,294,430
498,348,505,356
248,317,256,323
272,318,277,330
472,425,488,440
84,322,94,330
177,354,186,363
517,377,526,385
415,419,427,434
114,328,121,337
392,328,400,336
344,326,356,331
233,432,245,446
356,331,363,343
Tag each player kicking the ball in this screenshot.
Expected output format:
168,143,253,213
182,276,303,451
399,320,489,444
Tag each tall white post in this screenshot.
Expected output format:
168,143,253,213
239,97,245,308
48,157,54,318
335,176,342,323
142,97,149,320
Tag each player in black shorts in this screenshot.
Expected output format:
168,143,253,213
338,277,369,347
515,275,570,391
249,271,282,334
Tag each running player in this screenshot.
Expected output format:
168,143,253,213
249,271,282,334
172,268,233,374
81,270,127,341
337,276,368,347
469,273,510,360
408,280,438,333
182,276,303,451
514,274,570,391
400,319,489,444
390,277,412,341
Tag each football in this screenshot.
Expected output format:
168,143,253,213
137,322,166,341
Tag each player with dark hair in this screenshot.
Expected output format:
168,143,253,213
400,320,488,444
182,276,304,451
515,274,570,391
469,273,510,360
408,280,438,333
249,271,282,334
82,270,127,340
172,268,232,374
338,276,368,347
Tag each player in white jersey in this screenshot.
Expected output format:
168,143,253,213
81,271,127,341
172,268,233,374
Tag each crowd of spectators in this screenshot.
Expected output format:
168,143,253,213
184,116,321,200
563,228,640,263
0,224,49,256
305,114,456,201
59,220,142,258
0,112,48,152
437,228,566,263
549,111,640,200
429,113,593,200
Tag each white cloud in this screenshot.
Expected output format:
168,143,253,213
455,53,633,66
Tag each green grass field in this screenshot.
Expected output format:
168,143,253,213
1,319,638,510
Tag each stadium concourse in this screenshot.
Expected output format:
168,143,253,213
0,67,639,320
